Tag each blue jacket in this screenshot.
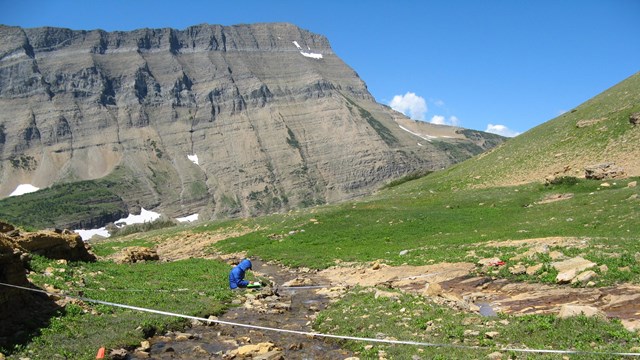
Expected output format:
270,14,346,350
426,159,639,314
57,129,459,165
229,259,252,289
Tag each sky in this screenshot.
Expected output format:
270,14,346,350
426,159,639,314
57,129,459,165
1,0,639,137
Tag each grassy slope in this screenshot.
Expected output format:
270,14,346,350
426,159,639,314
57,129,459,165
429,72,640,190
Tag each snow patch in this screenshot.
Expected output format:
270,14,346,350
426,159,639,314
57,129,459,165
398,125,436,142
9,184,40,196
176,213,199,223
292,41,322,59
75,207,162,240
187,154,199,165
300,51,323,59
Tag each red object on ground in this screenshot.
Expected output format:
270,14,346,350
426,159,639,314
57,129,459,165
492,261,506,266
96,347,105,359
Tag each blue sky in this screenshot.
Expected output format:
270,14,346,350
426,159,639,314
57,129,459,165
2,0,639,136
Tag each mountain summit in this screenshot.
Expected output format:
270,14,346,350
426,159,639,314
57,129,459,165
0,23,503,226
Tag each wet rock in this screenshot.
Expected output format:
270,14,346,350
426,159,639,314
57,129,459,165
193,345,209,355
282,277,313,287
558,304,605,319
110,348,128,359
253,350,284,360
139,340,151,351
229,342,278,357
133,350,150,358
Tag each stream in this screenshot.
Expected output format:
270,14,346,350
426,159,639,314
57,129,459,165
134,259,354,359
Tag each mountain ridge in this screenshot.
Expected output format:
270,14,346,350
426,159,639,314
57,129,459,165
0,22,504,228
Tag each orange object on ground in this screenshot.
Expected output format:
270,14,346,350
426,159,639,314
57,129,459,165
96,347,105,359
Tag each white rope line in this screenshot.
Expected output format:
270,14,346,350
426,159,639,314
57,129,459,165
2,282,639,357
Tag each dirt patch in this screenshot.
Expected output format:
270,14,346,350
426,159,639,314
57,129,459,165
482,236,586,248
535,193,574,204
153,226,255,261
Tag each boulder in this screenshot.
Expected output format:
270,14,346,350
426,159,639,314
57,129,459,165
13,230,96,262
0,234,30,319
558,304,605,319
630,112,640,126
553,257,596,284
113,246,159,264
584,162,625,180
552,256,596,274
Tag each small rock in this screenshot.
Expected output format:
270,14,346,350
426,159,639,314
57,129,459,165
526,263,544,275
509,264,526,275
399,250,409,256
601,182,611,187
549,251,565,260
193,345,208,355
485,331,499,339
571,270,597,284
140,340,151,351
599,264,609,273
558,304,605,319
424,282,443,296
477,257,503,266
364,344,374,350
487,351,503,360
464,330,480,337
110,348,128,360
628,181,637,188
133,351,150,358
282,277,314,287
619,266,631,272
556,269,577,284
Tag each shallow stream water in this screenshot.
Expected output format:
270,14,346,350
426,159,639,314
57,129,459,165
136,259,353,359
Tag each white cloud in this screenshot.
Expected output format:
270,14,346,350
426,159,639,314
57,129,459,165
430,115,460,126
430,115,445,125
389,92,427,120
485,124,521,137
433,99,445,107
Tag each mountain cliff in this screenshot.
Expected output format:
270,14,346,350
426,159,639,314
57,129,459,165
0,23,505,226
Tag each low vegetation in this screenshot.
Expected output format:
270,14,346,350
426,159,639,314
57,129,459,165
213,176,640,287
314,287,639,359
3,254,235,359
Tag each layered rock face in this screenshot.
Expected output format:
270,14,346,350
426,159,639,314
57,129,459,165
0,23,504,220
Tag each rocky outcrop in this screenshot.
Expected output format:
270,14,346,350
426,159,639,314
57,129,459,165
584,162,625,180
0,23,505,223
0,233,30,314
12,229,96,261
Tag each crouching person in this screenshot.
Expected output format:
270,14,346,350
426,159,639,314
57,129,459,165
229,259,261,289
